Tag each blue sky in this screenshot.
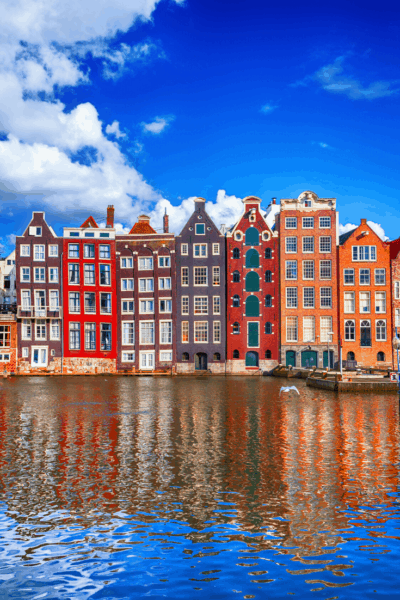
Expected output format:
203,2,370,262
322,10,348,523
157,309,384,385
0,0,399,252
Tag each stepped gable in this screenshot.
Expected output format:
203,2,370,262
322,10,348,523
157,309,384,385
80,216,98,228
129,215,157,235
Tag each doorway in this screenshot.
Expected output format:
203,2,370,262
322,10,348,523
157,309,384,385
301,350,318,368
286,350,296,367
195,353,208,370
323,350,334,369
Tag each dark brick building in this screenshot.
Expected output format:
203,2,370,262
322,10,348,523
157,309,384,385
175,197,226,373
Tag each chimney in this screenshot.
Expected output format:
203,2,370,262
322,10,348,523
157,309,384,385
106,205,114,228
360,218,367,224
163,208,169,234
272,197,277,204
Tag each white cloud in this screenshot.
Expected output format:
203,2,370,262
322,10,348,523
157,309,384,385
142,116,174,134
318,142,332,149
260,104,277,113
6,234,16,246
105,121,126,139
339,221,389,241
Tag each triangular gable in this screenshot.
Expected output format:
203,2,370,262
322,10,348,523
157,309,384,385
80,216,99,229
129,221,157,234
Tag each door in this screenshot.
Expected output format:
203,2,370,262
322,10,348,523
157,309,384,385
323,350,334,369
301,350,318,368
195,353,207,370
248,322,259,347
31,346,48,367
245,351,259,367
286,350,296,367
140,352,155,370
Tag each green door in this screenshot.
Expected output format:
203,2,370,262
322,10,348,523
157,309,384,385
301,350,318,368
248,322,259,347
245,227,259,246
245,351,259,367
245,272,260,292
245,249,260,268
323,350,334,369
286,350,296,367
245,295,259,316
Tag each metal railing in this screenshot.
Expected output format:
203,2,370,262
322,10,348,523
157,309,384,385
17,305,63,318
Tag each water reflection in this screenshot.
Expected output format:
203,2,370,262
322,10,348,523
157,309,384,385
0,376,399,598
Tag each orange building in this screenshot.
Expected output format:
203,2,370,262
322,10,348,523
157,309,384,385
338,219,392,368
0,306,17,374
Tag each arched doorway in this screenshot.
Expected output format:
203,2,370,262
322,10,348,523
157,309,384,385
245,351,259,367
195,353,208,370
286,350,296,367
301,350,318,368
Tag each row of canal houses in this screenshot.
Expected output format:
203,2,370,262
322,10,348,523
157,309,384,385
2,190,399,375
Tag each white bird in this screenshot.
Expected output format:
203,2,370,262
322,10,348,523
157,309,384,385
280,386,300,395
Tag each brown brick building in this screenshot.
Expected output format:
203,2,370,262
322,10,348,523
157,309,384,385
389,238,400,366
276,191,339,369
338,219,392,368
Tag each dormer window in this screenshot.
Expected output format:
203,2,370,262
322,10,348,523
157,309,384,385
304,199,312,207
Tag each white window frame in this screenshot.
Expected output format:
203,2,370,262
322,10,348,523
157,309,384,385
320,260,332,280
303,316,315,343
158,256,171,268
213,321,221,344
212,266,220,286
160,320,172,345
159,298,172,313
285,237,297,253
181,267,189,286
285,217,297,229
302,217,314,229
122,321,135,346
352,245,377,262
49,245,58,257
302,236,314,253
375,291,386,314
302,260,314,280
285,260,297,280
31,346,48,367
320,287,332,309
20,267,30,283
195,223,205,235
121,278,134,291
181,321,189,343
139,351,155,370
320,316,333,343
139,299,155,314
359,291,371,314
213,296,221,315
138,257,154,270
138,278,154,293
181,244,189,255
376,319,387,342
84,292,96,314
374,269,386,285
319,216,331,228
344,269,355,285
139,320,155,345
33,244,45,261
344,319,355,341
160,350,173,362
121,257,133,269
121,299,134,314
303,287,315,309
181,296,189,315
159,277,172,290
35,319,47,341
48,267,59,283
344,291,355,313
20,245,30,257
34,267,46,283
21,319,32,340
194,321,208,343
122,351,135,362
194,243,207,258
50,319,60,341
319,236,332,253
212,243,220,255
359,268,370,286
194,296,208,315
194,266,208,286
286,287,297,309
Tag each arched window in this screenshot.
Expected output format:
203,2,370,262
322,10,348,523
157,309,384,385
377,351,385,362
233,322,240,334
265,270,272,283
265,295,272,307
233,349,240,359
265,248,272,259
233,270,240,283
182,352,189,361
347,351,355,361
265,322,272,334
245,227,259,246
376,320,387,341
246,296,260,317
233,295,240,307
265,350,272,359
345,320,355,341
245,249,260,268
245,271,260,292
213,352,221,361
233,248,240,259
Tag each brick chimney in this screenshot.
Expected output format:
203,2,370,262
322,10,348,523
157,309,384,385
163,208,169,234
106,205,114,228
361,218,367,224
272,197,277,204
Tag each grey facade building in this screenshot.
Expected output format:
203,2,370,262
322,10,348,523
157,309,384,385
176,197,226,373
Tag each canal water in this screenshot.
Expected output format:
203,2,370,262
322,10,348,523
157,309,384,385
0,376,399,599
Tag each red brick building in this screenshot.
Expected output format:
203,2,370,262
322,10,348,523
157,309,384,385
62,207,117,374
226,196,279,373
276,191,339,369
116,214,175,373
338,219,392,368
0,309,17,374
390,237,400,366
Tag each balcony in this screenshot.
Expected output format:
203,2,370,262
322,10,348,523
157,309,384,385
17,305,63,318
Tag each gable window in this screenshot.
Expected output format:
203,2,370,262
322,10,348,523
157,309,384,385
352,246,377,261
69,322,80,350
195,223,205,235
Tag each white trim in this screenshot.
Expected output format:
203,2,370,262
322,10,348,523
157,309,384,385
31,345,48,367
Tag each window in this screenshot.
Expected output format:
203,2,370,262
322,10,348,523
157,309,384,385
285,237,297,253
182,322,189,343
159,321,172,345
213,243,220,255
302,217,314,229
181,296,189,314
194,267,208,286
286,260,297,280
122,300,134,314
285,217,297,229
213,267,220,286
265,270,272,283
246,249,260,268
361,320,371,346
194,321,208,342
182,352,189,361
265,350,272,359
158,256,171,267
265,294,272,307
121,278,134,291
140,321,155,344
213,352,221,361
0,325,10,347
195,223,205,235
181,244,189,255
213,321,221,343
303,316,315,342
68,264,79,284
376,320,386,341
303,287,315,308
122,352,135,362
69,322,80,350
375,269,386,285
286,287,297,308
395,282,400,299
265,322,272,334
235,232,242,241
100,264,111,285
99,245,111,259
140,352,154,369
265,248,272,259
286,317,298,342
49,290,59,310
84,244,95,258
69,292,80,313
34,290,45,316
194,297,208,314
140,299,154,313
320,316,333,342
68,244,79,258
345,320,355,341
344,291,355,313
85,292,96,313
344,269,355,285
233,295,240,307
303,236,314,253
360,291,371,313
352,246,377,261
120,257,133,268
396,308,400,328
138,257,153,270
21,267,30,282
233,248,240,259
22,347,28,358
22,319,31,340
49,267,58,283
304,198,312,207
21,290,31,310
159,277,172,290
233,349,240,358
21,245,30,257
49,245,58,257
160,299,172,313
359,268,370,285
320,287,332,308
245,227,259,246
100,293,111,314
122,322,135,345
34,267,45,282
34,245,45,261
69,232,79,237
181,267,189,286
101,323,112,350
84,264,95,285
160,351,173,362
50,320,60,340
375,292,386,313
319,236,331,253
139,278,153,292
213,296,221,314
194,244,207,257
233,322,240,334
319,217,331,228
377,351,385,362
233,271,240,283
319,260,332,279
303,260,314,280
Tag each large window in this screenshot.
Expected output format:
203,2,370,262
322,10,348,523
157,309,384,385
84,244,95,258
345,320,355,341
85,323,96,350
320,287,332,308
122,278,134,291
0,326,10,347
68,244,79,258
285,237,297,253
49,267,58,283
359,291,370,313
139,278,153,292
344,269,355,285
303,316,315,343
194,297,208,314
303,287,315,308
344,291,355,313
160,321,172,344
138,257,153,270
140,321,155,344
361,320,371,346
49,290,59,310
285,260,297,280
286,287,297,308
375,269,386,285
359,268,370,285
69,322,80,350
122,322,134,345
85,292,96,313
286,317,298,342
69,292,80,313
194,244,207,257
375,292,386,314
319,236,331,253
159,277,172,290
100,293,111,314
21,245,30,257
303,260,314,280
302,236,314,253
139,300,154,313
320,260,331,280
320,316,333,343
99,264,111,285
352,246,377,261
285,217,297,229
376,320,386,341
194,322,208,342
34,245,45,261
68,264,79,284
99,245,111,259
319,216,331,228
34,267,45,283
101,323,112,350
84,264,95,285
21,290,31,309
194,267,208,286
302,217,314,229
